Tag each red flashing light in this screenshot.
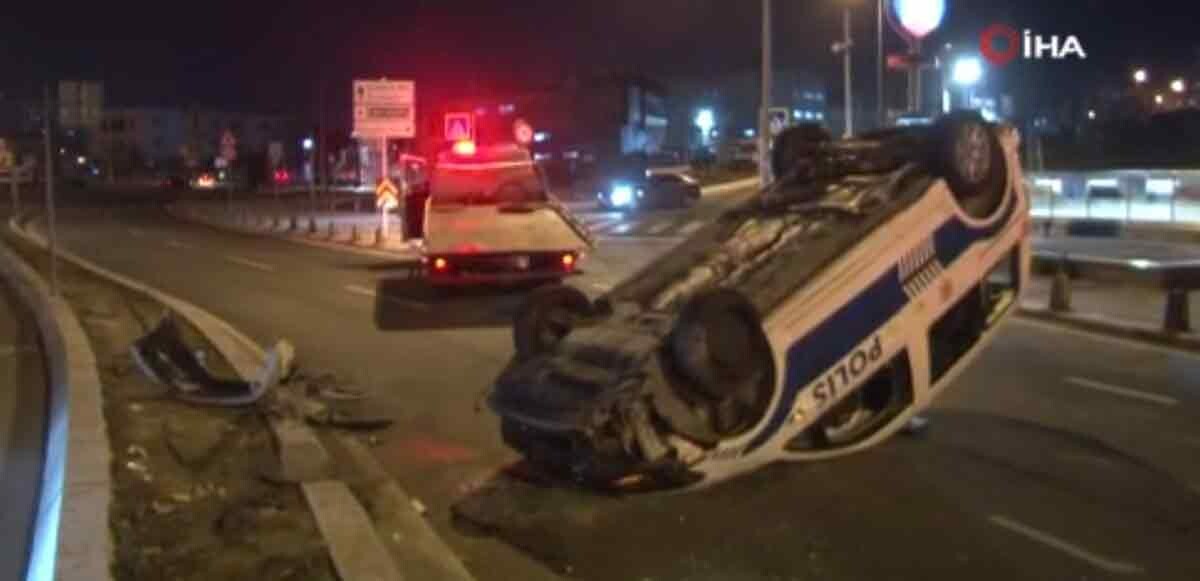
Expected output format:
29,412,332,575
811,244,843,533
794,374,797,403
452,140,477,157
433,257,449,271
561,253,576,270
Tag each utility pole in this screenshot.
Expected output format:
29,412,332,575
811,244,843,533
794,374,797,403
759,0,773,186
842,7,854,137
877,0,885,128
42,84,59,296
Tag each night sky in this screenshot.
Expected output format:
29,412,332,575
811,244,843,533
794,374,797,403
5,1,1200,121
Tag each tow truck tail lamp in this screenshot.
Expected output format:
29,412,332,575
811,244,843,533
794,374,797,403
561,253,576,270
433,257,450,271
452,140,477,157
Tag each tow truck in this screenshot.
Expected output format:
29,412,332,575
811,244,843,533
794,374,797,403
417,140,594,286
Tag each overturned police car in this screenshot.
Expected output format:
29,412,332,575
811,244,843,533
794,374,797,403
488,112,1030,489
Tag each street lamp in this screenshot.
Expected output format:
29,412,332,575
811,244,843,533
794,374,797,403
302,137,314,151
1133,69,1148,84
695,109,715,147
951,57,983,110
832,6,854,137
1171,78,1186,94
1155,94,1165,106
1087,109,1096,120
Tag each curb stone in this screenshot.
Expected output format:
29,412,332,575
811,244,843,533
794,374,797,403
0,238,112,581
11,214,475,581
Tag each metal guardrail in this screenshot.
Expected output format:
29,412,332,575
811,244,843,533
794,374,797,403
1033,250,1196,334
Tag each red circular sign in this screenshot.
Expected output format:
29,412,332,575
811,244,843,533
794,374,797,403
980,23,1020,66
513,119,534,145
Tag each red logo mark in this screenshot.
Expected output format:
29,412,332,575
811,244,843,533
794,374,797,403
981,23,1020,66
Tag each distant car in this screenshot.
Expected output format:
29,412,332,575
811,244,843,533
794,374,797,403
597,173,701,210
191,173,218,190
489,112,1030,490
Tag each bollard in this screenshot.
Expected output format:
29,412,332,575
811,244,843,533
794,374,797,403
1049,258,1072,312
374,226,387,248
350,224,361,245
288,215,299,232
308,216,319,236
325,221,336,240
1163,289,1191,334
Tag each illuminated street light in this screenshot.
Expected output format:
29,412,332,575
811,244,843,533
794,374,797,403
952,57,983,86
1155,94,1165,105
302,137,314,151
695,108,716,147
1171,78,1186,93
1087,110,1096,120
1133,69,1148,84
894,0,947,40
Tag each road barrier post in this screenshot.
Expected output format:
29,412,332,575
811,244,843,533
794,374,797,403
288,215,299,232
374,226,386,248
1050,257,1072,312
326,221,336,240
1163,289,1191,334
350,224,361,245
308,216,319,236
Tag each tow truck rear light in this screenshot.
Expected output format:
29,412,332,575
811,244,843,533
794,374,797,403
433,257,450,271
452,140,477,157
561,253,576,270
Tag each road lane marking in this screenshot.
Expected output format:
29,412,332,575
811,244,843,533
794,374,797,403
1064,376,1178,407
987,515,1145,575
223,255,275,272
1010,317,1200,361
165,240,195,250
343,284,430,311
646,221,673,235
586,217,623,233
678,220,706,236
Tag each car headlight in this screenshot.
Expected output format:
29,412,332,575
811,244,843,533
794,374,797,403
610,184,634,207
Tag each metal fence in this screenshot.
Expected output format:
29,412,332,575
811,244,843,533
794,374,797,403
1027,169,1200,224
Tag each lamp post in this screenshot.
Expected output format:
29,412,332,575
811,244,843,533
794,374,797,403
1133,69,1148,85
832,8,855,137
760,0,773,186
952,56,983,109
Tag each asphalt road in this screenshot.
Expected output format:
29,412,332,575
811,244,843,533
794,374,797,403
39,190,1200,580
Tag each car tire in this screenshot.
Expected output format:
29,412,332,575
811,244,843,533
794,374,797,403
669,289,771,399
512,284,592,358
932,112,1007,219
772,123,832,182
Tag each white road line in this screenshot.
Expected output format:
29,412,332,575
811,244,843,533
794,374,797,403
987,515,1145,575
165,240,195,250
1010,317,1200,361
586,218,623,233
678,220,706,236
1064,376,1178,407
223,255,275,272
343,284,430,311
646,221,673,235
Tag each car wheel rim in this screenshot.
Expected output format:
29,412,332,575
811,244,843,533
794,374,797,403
821,393,875,443
954,124,992,185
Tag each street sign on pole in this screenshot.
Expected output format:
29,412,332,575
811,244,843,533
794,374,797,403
376,178,399,240
353,79,416,139
513,118,534,145
767,107,791,136
444,112,474,142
